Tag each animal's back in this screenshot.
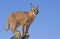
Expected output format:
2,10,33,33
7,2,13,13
7,12,29,24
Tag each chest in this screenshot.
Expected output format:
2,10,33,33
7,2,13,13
25,17,35,25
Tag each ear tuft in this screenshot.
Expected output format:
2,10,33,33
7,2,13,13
30,3,34,10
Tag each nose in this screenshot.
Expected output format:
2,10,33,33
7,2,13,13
37,12,38,14
37,10,39,14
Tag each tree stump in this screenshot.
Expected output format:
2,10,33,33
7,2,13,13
10,35,29,39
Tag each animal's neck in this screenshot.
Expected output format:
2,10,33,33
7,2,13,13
28,11,36,18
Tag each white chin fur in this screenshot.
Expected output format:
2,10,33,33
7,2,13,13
33,13,36,16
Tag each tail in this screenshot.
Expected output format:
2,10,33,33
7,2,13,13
4,24,10,31
4,16,11,31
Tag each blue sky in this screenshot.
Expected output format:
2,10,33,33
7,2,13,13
0,0,60,39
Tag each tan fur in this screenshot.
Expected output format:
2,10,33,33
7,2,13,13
4,3,38,37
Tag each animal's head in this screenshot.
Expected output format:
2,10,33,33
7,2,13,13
30,3,39,16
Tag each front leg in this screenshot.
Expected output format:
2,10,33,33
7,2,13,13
20,23,25,38
25,25,30,37
11,24,20,36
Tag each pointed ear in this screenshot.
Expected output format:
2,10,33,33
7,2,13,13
30,3,34,10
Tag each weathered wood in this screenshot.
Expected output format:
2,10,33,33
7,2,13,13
10,35,29,39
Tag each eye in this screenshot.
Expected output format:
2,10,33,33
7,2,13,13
34,10,35,12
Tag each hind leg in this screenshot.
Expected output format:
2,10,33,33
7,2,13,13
11,23,20,36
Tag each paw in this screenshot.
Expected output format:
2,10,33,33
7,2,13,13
21,35,24,39
25,33,29,37
14,32,21,36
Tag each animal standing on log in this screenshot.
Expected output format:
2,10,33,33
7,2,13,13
4,3,39,38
